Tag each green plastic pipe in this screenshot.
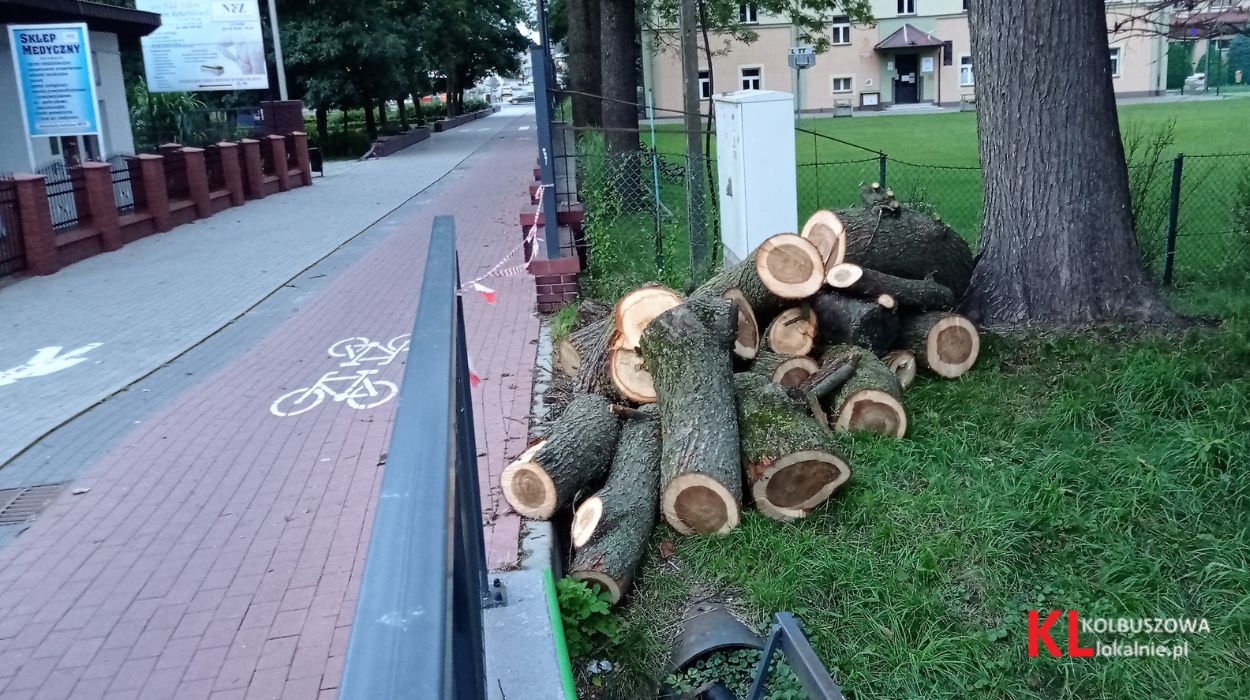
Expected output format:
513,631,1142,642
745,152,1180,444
543,567,578,700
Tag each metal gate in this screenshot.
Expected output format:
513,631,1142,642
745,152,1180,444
0,182,26,277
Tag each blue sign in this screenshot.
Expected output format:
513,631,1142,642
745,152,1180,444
8,23,101,138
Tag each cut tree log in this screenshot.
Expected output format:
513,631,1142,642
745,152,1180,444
734,373,852,521
899,312,981,378
810,290,899,357
800,210,847,268
570,405,661,604
500,394,621,519
614,284,683,349
765,305,818,356
554,301,614,377
821,345,907,437
608,342,656,403
640,302,742,535
750,350,821,388
836,184,975,299
754,234,826,300
883,349,917,389
691,251,782,319
826,263,955,312
721,288,760,361
560,317,614,392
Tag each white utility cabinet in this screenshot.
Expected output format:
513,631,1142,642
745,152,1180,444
712,90,799,264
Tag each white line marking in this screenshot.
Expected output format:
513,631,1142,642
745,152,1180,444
518,125,530,131
0,343,103,387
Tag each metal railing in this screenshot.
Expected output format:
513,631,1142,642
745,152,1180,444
0,181,25,276
340,216,503,700
108,155,135,215
40,162,82,233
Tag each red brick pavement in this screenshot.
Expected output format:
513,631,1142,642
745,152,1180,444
0,128,538,698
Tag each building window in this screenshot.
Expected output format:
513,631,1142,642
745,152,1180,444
942,40,954,65
960,56,974,86
698,70,711,99
739,3,758,23
832,17,851,45
1213,38,1232,52
740,66,762,90
897,0,916,15
1109,46,1122,77
962,0,969,11
831,76,853,93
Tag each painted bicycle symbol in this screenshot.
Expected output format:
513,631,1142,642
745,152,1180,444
270,334,410,417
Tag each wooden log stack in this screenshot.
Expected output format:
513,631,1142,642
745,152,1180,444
505,185,982,605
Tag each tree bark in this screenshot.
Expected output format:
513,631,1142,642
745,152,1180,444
640,303,741,534
749,350,819,387
570,405,660,604
810,291,899,357
362,96,377,140
315,106,328,143
500,394,620,519
734,373,851,522
567,0,602,128
964,0,1179,327
827,263,955,312
601,0,640,156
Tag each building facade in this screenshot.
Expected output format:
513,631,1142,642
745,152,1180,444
643,1,1170,115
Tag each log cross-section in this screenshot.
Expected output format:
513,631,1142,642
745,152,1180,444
640,301,742,535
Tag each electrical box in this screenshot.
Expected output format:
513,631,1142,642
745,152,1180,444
712,90,799,264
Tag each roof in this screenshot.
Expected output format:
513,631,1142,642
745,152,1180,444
1170,9,1250,38
874,23,943,51
0,0,161,38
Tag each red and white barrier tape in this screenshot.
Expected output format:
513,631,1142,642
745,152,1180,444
460,183,552,304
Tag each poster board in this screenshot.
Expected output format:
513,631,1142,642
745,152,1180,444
137,0,269,92
8,23,102,141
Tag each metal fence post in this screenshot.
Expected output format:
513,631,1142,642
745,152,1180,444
1163,153,1183,286
531,45,562,257
879,153,888,188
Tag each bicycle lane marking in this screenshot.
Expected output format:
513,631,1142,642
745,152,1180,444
270,334,410,417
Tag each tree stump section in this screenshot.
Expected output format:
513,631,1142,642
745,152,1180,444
900,312,980,378
501,394,621,519
822,345,907,437
800,209,847,268
640,303,742,535
826,263,955,312
735,373,852,521
883,349,917,389
721,288,760,360
563,317,617,397
837,184,975,299
570,406,661,604
754,234,826,300
608,341,656,403
765,305,818,356
614,284,683,349
751,351,821,388
691,251,783,321
811,291,899,357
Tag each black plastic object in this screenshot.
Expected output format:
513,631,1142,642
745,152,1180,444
669,602,766,673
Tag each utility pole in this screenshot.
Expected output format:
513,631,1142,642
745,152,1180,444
266,0,289,100
679,0,708,277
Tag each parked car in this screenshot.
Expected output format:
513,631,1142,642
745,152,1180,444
500,86,514,98
509,92,535,104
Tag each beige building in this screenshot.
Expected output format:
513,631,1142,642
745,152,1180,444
643,1,1170,114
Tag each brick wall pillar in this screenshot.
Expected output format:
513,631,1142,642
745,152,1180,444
290,132,313,186
79,162,123,251
133,154,171,232
239,139,264,199
217,142,245,206
266,135,291,192
182,147,212,219
11,175,59,275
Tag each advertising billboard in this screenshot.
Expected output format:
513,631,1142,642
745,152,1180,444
7,23,102,139
137,0,269,92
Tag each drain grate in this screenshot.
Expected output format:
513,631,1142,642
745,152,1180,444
0,483,68,526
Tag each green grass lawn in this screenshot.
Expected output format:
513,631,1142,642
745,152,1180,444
588,281,1250,700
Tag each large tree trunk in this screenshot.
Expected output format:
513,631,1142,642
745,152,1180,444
362,96,377,141
964,0,1178,326
601,0,641,204
315,106,328,143
570,406,660,604
640,301,742,535
567,0,602,128
500,394,620,519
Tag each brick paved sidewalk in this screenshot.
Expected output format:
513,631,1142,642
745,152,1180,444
0,119,539,698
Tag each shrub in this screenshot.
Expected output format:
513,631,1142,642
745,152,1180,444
556,577,621,658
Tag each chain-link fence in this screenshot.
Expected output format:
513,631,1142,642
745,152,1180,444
553,126,718,299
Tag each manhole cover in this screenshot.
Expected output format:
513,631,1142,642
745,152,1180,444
0,483,67,526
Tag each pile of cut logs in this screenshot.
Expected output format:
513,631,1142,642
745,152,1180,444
501,185,980,604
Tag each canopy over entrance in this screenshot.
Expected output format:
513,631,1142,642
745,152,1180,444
874,24,943,51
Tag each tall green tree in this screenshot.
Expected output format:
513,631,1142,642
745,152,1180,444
417,0,528,116
1167,41,1194,89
